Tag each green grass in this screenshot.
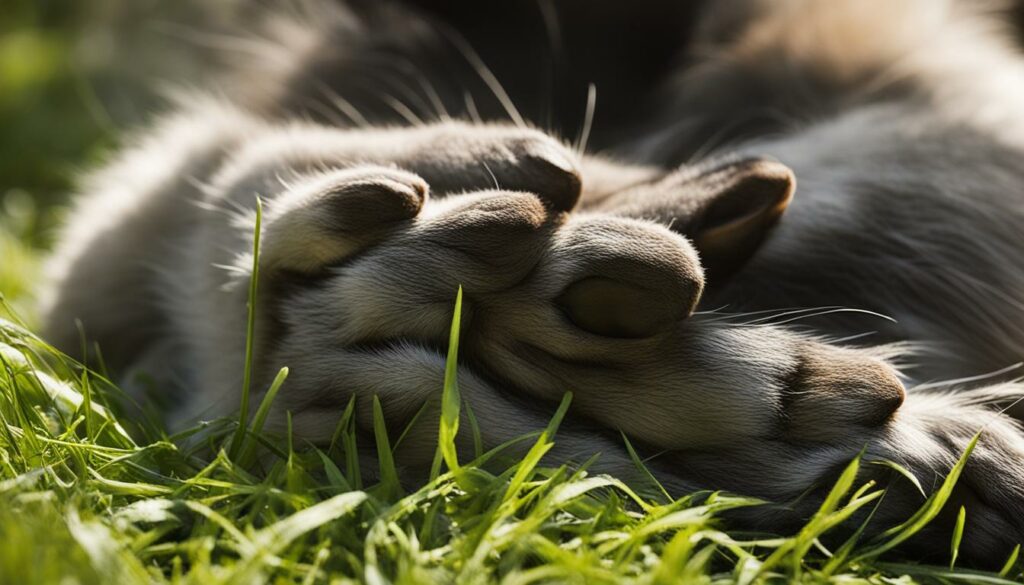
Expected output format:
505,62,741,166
4,8,1020,581
0,237,1022,584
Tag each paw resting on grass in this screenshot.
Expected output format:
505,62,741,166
203,122,905,458
225,123,1022,565
42,114,1024,567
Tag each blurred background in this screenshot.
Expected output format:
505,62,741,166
0,0,250,316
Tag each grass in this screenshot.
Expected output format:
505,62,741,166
3,6,1024,583
1,215,1023,584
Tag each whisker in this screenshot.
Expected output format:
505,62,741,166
297,96,351,128
463,91,482,124
536,0,564,64
740,307,838,325
914,363,1024,391
438,24,526,127
537,0,564,132
360,59,438,123
273,172,295,192
768,307,898,326
481,161,501,190
183,175,218,198
414,71,450,121
188,198,231,215
993,387,1024,418
211,262,250,276
712,306,898,327
694,305,824,324
576,83,597,155
737,306,852,325
315,82,370,127
827,331,879,344
383,95,426,126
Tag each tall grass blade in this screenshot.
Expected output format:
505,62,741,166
437,286,463,474
229,197,263,459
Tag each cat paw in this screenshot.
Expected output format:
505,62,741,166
249,126,904,458
280,190,705,348
229,122,584,276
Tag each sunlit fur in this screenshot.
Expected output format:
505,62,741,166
41,0,1024,566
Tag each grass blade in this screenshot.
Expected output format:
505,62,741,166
229,197,263,459
999,544,1020,578
372,395,401,500
950,505,966,569
437,286,463,475
621,431,671,504
238,366,289,467
856,432,980,561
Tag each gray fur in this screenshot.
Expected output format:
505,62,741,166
40,0,1024,566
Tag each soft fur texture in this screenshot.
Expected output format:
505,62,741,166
40,0,1024,566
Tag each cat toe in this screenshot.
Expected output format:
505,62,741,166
413,190,554,291
261,165,427,273
782,345,905,441
546,216,705,338
504,136,582,212
306,166,427,231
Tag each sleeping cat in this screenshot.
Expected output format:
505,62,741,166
41,0,1024,565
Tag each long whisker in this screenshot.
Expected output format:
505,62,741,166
383,94,426,126
413,69,450,121
694,305,824,323
826,331,879,344
365,53,451,122
315,82,370,127
768,307,898,326
354,64,434,124
438,24,526,127
464,91,483,124
739,306,857,325
914,363,1024,391
536,0,564,132
576,83,597,155
296,95,352,128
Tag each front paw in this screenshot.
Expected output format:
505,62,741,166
231,121,584,277
479,298,907,450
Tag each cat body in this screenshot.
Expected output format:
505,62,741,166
41,0,1024,565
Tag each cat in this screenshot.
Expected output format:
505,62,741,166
40,0,1024,565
